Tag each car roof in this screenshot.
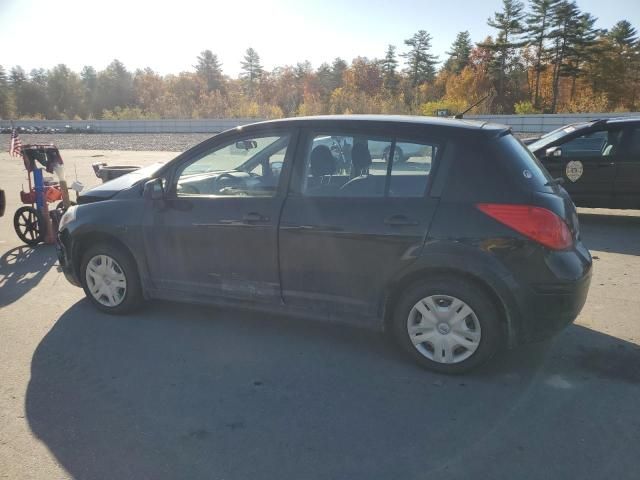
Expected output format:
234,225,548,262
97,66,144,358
603,116,640,125
242,114,509,134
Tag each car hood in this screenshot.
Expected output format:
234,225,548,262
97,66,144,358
79,162,165,204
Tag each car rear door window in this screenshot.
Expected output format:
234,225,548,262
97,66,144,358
389,141,435,197
301,134,391,197
300,133,438,198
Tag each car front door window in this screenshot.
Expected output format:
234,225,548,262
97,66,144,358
176,134,290,197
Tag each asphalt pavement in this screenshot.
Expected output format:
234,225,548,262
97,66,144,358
1,150,639,480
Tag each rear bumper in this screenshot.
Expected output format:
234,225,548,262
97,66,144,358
514,263,592,344
56,229,81,287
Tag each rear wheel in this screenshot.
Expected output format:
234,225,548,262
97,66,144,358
390,276,503,374
80,243,143,314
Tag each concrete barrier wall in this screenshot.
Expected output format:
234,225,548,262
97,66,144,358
2,113,639,134
0,118,257,133
465,112,640,133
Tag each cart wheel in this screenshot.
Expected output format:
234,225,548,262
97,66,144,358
14,206,45,246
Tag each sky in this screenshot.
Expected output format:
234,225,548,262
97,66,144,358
0,0,638,77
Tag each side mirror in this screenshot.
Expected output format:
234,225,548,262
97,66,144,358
235,140,258,150
143,178,165,200
546,146,562,158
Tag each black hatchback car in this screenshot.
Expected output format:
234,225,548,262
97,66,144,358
57,115,592,373
529,117,640,209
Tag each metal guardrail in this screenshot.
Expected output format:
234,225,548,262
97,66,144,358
1,113,639,134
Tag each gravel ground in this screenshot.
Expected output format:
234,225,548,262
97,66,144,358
0,133,215,152
1,131,535,152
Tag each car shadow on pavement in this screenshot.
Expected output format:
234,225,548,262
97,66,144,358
0,245,57,308
579,212,640,256
26,300,640,480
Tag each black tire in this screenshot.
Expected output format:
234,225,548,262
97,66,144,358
0,189,6,217
14,206,45,246
383,146,405,163
80,242,143,314
390,276,504,374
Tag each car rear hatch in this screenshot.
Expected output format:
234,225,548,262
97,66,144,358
485,132,583,247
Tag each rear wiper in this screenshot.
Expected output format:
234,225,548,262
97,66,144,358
545,177,565,186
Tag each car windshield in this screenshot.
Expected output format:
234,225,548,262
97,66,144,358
181,136,286,175
528,123,590,152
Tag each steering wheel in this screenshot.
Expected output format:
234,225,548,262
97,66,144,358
213,172,243,192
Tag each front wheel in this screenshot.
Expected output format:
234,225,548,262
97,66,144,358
390,276,504,374
80,243,143,314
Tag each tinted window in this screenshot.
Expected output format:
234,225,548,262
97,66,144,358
528,123,590,152
301,133,438,198
302,134,391,197
389,141,435,197
559,130,607,157
624,127,640,156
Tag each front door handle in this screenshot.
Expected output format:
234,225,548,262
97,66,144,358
597,161,615,167
384,215,419,226
243,212,269,223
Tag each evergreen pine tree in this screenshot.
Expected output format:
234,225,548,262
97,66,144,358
402,30,439,86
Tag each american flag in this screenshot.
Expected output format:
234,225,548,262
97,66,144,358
9,128,22,157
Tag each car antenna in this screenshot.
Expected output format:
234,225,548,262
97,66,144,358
453,93,491,119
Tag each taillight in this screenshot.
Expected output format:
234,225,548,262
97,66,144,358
476,203,572,250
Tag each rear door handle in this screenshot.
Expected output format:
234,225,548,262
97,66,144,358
243,212,270,223
597,161,615,167
384,215,419,226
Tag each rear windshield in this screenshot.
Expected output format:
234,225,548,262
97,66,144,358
493,134,554,192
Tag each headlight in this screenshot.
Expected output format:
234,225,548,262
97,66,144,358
58,205,77,230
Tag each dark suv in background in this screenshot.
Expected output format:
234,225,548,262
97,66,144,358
57,115,592,373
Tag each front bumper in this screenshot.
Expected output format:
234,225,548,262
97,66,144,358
56,229,81,287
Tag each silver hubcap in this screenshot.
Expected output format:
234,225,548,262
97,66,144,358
407,295,481,364
85,254,127,307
